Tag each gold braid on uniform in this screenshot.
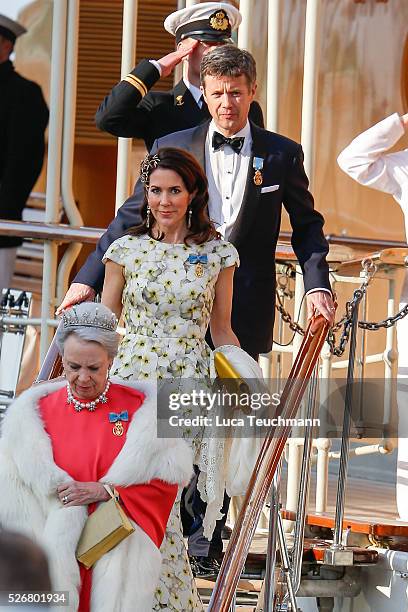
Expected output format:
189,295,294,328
123,73,148,97
140,153,161,184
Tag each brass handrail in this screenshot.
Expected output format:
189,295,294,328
208,315,330,611
280,230,408,251
0,219,102,244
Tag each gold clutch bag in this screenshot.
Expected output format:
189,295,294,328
214,352,250,395
76,485,135,569
214,351,252,415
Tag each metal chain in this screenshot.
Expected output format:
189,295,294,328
358,303,408,330
324,299,408,355
326,258,408,352
327,290,364,357
275,290,305,336
275,258,401,356
326,259,377,356
275,257,408,354
276,264,296,299
274,264,302,335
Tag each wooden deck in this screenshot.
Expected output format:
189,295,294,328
319,472,398,520
225,472,399,557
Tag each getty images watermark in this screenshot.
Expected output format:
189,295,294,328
157,385,321,438
169,388,281,410
157,376,404,439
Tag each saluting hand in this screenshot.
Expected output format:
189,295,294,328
158,39,199,78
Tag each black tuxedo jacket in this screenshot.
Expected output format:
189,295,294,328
95,59,264,151
75,121,330,356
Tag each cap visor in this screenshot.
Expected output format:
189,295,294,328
184,32,233,43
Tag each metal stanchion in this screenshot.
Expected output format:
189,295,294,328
276,514,297,611
264,460,283,611
324,290,364,565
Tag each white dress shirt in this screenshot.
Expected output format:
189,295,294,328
206,120,252,239
182,77,203,107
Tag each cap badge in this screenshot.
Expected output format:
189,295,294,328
175,95,184,106
209,10,229,32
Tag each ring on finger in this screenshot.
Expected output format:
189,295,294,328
62,495,68,504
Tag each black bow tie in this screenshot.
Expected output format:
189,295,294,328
212,131,245,154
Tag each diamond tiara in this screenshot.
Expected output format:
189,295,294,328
140,153,160,184
62,305,118,332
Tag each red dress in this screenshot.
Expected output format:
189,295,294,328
39,383,178,612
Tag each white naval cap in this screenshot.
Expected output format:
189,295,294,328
0,14,26,44
164,2,241,45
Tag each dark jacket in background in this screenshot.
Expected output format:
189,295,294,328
95,59,264,151
0,60,49,248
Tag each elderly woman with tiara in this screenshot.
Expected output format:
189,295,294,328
0,301,193,612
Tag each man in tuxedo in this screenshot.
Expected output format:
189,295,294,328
58,44,334,574
95,2,263,151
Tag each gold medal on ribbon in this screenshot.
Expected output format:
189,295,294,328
253,156,264,186
253,170,263,186
188,253,207,277
112,421,124,437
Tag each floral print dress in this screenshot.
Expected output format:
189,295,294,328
103,234,239,611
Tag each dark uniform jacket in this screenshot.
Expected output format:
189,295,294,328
0,60,49,248
75,121,330,356
95,59,264,151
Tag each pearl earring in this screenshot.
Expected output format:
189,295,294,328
146,205,151,228
187,208,192,229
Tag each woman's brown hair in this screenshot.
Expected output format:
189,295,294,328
128,147,218,245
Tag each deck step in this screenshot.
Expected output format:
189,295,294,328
281,508,408,535
197,578,263,593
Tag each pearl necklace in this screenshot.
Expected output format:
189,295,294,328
67,380,110,412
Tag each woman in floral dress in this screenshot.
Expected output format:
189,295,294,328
102,148,240,611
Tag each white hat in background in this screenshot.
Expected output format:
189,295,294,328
164,2,241,45
0,14,26,44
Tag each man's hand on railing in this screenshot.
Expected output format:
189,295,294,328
56,283,96,315
306,290,336,325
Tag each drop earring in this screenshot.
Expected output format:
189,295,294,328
187,207,192,229
146,204,151,228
